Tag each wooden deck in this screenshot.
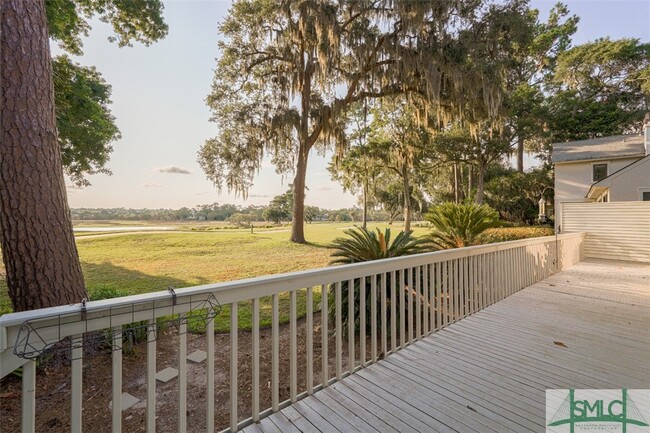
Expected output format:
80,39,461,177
243,259,650,433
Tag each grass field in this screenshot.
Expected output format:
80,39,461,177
0,222,430,330
0,222,552,331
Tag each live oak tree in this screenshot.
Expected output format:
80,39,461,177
365,98,434,231
0,0,167,311
199,0,511,243
327,104,380,228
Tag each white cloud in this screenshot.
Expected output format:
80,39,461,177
141,182,163,188
154,166,192,175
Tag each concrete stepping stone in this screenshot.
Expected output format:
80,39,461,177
156,367,178,383
187,350,207,363
108,392,140,411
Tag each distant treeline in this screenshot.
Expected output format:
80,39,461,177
70,202,400,224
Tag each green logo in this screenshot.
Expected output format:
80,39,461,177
547,389,649,433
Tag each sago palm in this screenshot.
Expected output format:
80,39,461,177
330,226,428,264
425,202,501,250
328,226,428,336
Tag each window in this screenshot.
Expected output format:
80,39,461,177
592,163,608,182
643,192,650,201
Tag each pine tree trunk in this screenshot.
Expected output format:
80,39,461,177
517,137,524,173
290,148,307,243
0,0,87,311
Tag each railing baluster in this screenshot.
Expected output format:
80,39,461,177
22,359,36,433
178,318,187,432
460,258,467,318
306,287,313,394
380,273,387,357
207,308,215,433
290,290,297,402
112,326,122,433
429,264,435,333
252,297,260,420
435,263,441,330
454,259,460,322
348,278,355,374
360,276,366,366
335,281,342,380
371,274,377,363
423,264,429,336
461,257,471,317
442,261,448,327
390,270,397,353
271,294,279,411
407,268,413,343
470,256,480,313
321,284,328,388
415,266,421,339
476,256,480,312
146,320,156,433
400,270,405,348
71,334,83,433
230,302,238,433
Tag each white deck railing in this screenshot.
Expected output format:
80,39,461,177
0,232,584,433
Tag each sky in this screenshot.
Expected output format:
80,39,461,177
58,0,650,210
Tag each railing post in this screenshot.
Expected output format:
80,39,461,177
70,334,83,433
306,287,313,394
206,308,215,433
290,290,297,402
22,360,36,433
321,284,328,388
146,320,156,433
230,303,238,433
178,319,187,432
271,294,279,411
112,327,123,433
252,297,260,420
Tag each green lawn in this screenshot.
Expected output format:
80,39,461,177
0,222,551,332
0,222,429,331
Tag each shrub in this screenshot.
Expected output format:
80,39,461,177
425,202,501,250
328,226,428,335
91,286,147,354
477,226,554,244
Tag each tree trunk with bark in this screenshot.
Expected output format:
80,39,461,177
517,136,524,173
362,181,368,229
0,0,87,311
476,158,486,204
453,163,459,203
290,149,308,243
402,168,411,232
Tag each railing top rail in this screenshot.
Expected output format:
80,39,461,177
0,232,583,329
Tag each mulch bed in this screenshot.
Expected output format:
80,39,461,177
0,314,371,433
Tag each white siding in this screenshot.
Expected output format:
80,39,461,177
561,202,650,262
553,157,640,228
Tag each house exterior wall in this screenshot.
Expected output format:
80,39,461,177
607,157,650,201
554,157,640,230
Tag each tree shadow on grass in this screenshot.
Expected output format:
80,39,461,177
81,261,210,300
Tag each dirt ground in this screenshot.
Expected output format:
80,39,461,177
0,313,376,433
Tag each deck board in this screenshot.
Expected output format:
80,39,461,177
248,259,650,433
